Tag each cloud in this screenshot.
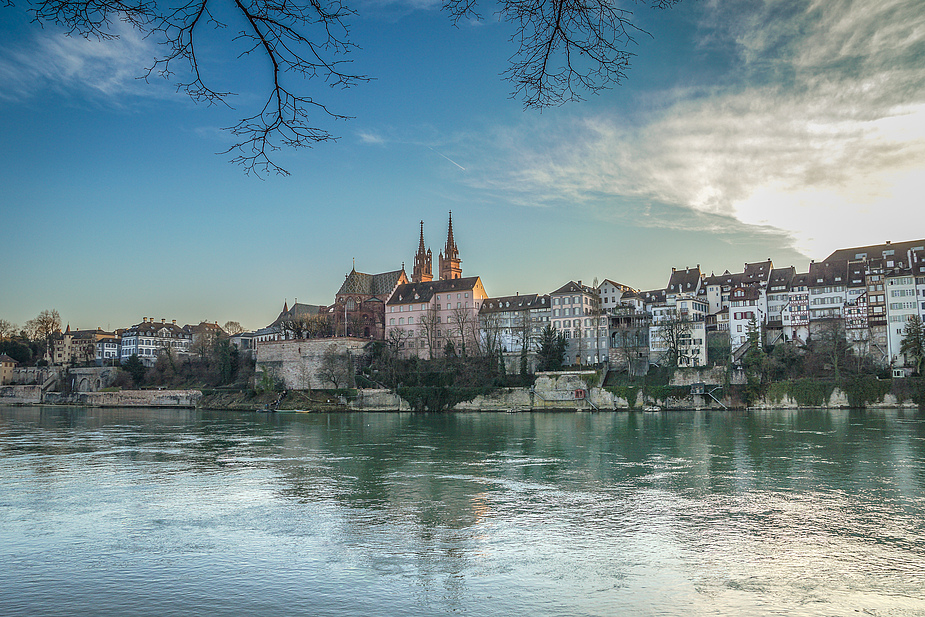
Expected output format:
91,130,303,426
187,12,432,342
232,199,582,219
471,0,925,258
357,130,387,144
0,22,159,102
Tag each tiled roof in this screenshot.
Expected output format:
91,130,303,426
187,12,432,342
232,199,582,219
599,279,635,292
337,269,407,297
768,266,796,290
480,294,550,314
0,354,18,364
123,320,188,337
550,281,596,295
808,260,848,286
270,303,326,327
389,276,483,305
667,267,702,293
824,239,925,263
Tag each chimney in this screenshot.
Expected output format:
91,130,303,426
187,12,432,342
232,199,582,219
172,320,176,325
886,240,891,244
161,318,165,323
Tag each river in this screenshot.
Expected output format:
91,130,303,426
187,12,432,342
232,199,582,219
1,406,923,616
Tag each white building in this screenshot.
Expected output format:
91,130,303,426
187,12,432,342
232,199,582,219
479,293,551,371
550,281,608,366
120,318,192,366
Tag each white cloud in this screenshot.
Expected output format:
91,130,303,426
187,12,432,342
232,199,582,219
473,0,925,259
0,23,159,101
357,130,387,144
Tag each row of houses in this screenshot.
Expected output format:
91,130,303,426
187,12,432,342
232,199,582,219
256,214,925,372
37,319,233,369
20,216,922,378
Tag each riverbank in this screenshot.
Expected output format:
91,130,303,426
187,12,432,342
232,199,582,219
3,382,921,411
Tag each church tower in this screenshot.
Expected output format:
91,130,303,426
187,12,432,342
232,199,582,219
438,211,462,281
412,221,433,283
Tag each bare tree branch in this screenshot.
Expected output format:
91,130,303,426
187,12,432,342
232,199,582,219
21,0,679,174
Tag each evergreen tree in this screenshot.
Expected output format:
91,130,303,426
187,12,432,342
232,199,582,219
536,326,567,371
121,354,147,387
900,315,925,375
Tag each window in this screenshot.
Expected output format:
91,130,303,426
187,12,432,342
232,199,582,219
398,318,404,325
408,317,414,324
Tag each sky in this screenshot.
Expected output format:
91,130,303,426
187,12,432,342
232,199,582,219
1,0,923,333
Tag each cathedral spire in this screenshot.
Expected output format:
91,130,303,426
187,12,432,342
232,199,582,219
438,211,462,280
445,211,459,261
412,220,433,283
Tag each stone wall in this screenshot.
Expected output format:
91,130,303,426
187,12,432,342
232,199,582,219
44,390,203,407
669,366,745,386
348,389,411,411
0,387,202,407
256,338,371,390
0,385,44,404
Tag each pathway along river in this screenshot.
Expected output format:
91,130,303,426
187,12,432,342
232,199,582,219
1,406,924,617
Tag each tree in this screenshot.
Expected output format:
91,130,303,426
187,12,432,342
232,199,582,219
478,311,504,364
18,0,680,175
653,318,692,368
418,305,440,360
900,315,925,375
810,318,852,381
25,309,61,362
0,319,17,342
318,343,350,388
223,321,245,335
122,353,147,387
513,311,534,377
536,325,566,371
450,304,474,357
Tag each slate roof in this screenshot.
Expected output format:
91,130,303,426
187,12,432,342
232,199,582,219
0,354,18,365
768,267,796,291
667,266,702,294
705,261,773,289
599,279,636,292
123,320,189,338
480,294,550,315
808,260,849,286
270,303,326,327
550,281,596,295
388,277,483,305
337,269,407,298
824,239,925,263
638,289,667,304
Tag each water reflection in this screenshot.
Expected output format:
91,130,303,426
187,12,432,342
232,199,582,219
1,406,924,617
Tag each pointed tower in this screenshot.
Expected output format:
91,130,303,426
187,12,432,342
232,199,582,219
438,211,462,280
412,221,433,283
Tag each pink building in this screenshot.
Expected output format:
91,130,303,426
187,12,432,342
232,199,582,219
386,213,488,357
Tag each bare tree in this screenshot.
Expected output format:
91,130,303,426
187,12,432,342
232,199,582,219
450,305,474,357
305,314,332,338
0,319,17,342
418,305,440,359
25,309,62,361
223,321,245,335
347,313,366,338
22,0,680,175
513,310,534,375
318,343,350,388
653,317,692,367
478,311,504,361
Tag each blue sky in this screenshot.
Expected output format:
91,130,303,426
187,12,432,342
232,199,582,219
1,0,923,332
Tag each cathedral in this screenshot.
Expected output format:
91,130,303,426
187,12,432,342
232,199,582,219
412,212,462,283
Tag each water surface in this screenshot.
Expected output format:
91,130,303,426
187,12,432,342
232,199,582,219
1,406,923,616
